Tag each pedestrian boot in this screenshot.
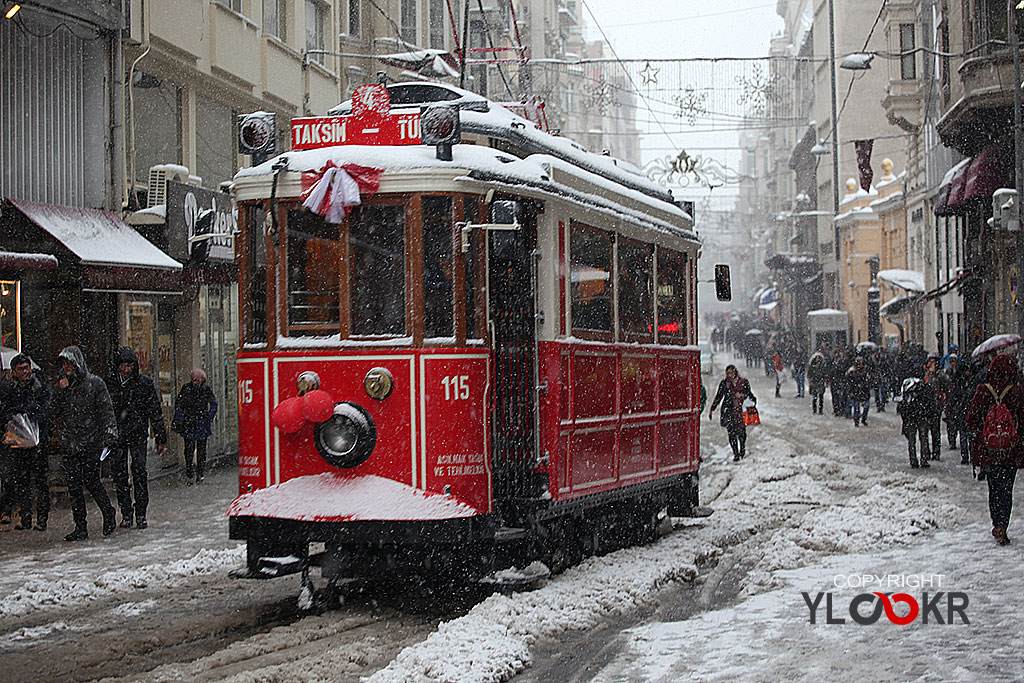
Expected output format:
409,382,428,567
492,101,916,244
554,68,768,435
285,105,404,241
14,516,31,530
961,455,970,465
34,520,46,531
65,527,88,542
119,518,133,529
993,527,1010,545
921,459,930,468
910,458,920,468
102,512,116,537
136,517,147,529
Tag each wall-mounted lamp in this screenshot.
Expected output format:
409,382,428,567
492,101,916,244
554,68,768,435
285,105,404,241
810,140,830,156
5,3,21,19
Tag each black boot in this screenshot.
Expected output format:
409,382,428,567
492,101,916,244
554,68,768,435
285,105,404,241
65,527,88,541
102,510,116,536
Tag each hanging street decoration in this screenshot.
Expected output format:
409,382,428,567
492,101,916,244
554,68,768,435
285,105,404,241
735,63,785,117
639,61,660,87
584,78,615,115
645,149,745,189
672,86,709,125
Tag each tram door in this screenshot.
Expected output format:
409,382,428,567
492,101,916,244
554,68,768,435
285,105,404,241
487,203,539,525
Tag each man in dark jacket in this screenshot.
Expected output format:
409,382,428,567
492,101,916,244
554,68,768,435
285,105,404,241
846,356,873,426
0,354,50,530
898,377,936,468
107,346,167,529
173,368,218,483
52,345,118,541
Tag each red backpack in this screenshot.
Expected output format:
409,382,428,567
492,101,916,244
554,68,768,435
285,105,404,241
982,384,1018,451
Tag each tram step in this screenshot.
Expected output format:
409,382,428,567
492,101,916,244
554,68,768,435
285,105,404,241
255,554,306,577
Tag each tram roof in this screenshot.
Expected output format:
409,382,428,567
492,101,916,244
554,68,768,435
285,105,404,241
234,142,695,240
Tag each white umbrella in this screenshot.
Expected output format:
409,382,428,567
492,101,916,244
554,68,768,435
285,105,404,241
971,333,1023,358
856,341,878,351
745,329,763,335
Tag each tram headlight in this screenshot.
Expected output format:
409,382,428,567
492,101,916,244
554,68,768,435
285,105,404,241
313,401,376,469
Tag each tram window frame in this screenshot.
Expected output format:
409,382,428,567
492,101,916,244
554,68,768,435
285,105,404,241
243,203,268,345
617,238,654,343
462,194,485,343
348,201,408,338
285,208,342,336
656,247,689,344
569,222,614,341
421,195,455,342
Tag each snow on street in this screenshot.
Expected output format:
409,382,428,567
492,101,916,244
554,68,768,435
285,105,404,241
1,353,1022,682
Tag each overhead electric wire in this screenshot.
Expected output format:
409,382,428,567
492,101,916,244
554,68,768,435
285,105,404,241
474,0,516,100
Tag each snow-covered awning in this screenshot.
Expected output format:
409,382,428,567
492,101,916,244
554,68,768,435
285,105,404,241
877,269,925,294
758,300,779,311
226,473,483,522
880,293,913,316
7,199,181,271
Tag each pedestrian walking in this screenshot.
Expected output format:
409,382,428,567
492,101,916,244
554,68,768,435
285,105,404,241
106,347,167,530
792,345,807,398
897,377,936,468
172,369,218,483
52,346,118,541
807,351,828,414
708,364,757,462
829,348,847,417
923,354,951,460
0,354,50,530
947,356,974,465
965,354,1024,545
846,356,873,426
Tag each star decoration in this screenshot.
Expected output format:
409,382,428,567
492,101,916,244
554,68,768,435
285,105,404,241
639,61,659,87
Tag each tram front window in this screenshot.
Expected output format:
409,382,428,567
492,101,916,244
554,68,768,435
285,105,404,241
287,210,340,335
350,204,406,336
422,196,454,340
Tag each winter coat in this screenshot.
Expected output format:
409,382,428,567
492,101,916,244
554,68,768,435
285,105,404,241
709,376,756,434
945,364,974,430
106,347,167,445
807,355,829,392
0,369,51,440
829,355,847,387
51,345,117,453
924,369,951,413
845,365,873,401
172,380,218,440
966,354,1024,468
897,378,936,436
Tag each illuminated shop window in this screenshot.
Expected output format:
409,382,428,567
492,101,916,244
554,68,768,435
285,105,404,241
0,281,21,350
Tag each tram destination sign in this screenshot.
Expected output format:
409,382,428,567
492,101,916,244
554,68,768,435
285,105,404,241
291,84,421,150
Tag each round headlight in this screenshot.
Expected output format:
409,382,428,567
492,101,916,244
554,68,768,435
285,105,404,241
313,401,376,469
296,371,321,395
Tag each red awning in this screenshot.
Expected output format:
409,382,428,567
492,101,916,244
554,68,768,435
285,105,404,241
934,158,970,217
0,251,58,272
947,162,968,209
963,144,1011,202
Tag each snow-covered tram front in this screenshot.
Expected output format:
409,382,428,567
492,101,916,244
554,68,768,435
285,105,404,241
227,83,703,584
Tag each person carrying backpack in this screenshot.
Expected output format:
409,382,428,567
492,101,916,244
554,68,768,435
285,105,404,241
965,354,1024,546
897,377,936,468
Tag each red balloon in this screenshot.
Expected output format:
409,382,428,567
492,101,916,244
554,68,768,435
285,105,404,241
271,397,306,433
302,389,336,423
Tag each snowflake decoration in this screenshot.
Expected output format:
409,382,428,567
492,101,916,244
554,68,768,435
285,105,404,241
735,64,784,117
639,61,660,87
585,79,615,115
672,87,709,126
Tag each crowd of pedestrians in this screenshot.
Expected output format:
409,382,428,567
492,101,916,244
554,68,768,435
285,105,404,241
709,315,1024,547
0,345,217,542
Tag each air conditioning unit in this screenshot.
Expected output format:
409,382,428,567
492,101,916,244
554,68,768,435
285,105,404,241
146,164,190,208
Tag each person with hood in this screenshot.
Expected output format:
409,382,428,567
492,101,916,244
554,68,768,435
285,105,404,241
172,369,218,483
708,364,757,462
897,377,936,468
846,355,873,426
829,348,847,417
807,351,829,414
52,346,118,541
966,354,1024,545
106,347,167,529
946,356,975,465
0,354,50,530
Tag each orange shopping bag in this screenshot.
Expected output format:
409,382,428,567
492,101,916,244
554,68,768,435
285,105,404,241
743,406,761,427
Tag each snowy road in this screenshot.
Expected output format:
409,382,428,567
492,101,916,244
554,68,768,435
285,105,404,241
2,353,1022,682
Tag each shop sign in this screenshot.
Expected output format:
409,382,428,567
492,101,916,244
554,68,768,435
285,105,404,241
290,84,421,150
166,180,235,263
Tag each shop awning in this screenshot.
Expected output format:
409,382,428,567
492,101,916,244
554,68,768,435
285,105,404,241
0,251,58,272
9,200,181,271
963,145,1012,202
880,294,914,317
878,269,925,294
934,158,970,216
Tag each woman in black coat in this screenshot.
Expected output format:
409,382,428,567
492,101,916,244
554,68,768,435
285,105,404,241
708,364,757,461
172,369,218,483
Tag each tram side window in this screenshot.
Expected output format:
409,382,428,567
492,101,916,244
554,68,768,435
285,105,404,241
286,210,340,335
657,248,688,341
618,240,653,339
350,205,406,336
246,205,267,344
570,225,612,333
422,196,454,340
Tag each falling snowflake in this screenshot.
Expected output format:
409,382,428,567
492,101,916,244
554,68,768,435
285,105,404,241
672,87,709,125
639,61,659,87
585,79,615,114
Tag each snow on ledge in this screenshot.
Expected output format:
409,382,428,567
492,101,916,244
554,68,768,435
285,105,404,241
226,473,482,522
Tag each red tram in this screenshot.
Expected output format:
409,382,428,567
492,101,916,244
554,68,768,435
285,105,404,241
227,83,705,583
